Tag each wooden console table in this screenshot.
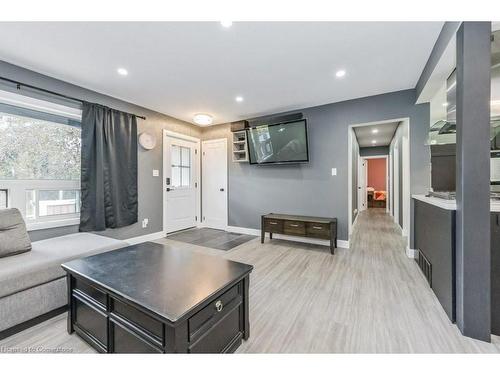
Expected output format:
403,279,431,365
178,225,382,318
261,213,337,254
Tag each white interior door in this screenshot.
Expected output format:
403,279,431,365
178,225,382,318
164,133,199,233
358,158,367,212
202,139,228,230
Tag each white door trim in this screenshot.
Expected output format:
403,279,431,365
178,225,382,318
164,130,200,143
358,158,367,213
347,117,409,241
201,138,228,230
162,129,201,234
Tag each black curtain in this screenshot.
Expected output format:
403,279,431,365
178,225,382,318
79,102,138,232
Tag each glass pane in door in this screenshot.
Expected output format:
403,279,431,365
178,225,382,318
171,144,191,188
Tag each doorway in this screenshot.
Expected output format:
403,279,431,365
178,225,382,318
201,138,228,230
348,118,411,249
163,130,200,234
364,156,389,211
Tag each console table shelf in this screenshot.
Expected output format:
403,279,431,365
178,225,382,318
261,213,337,254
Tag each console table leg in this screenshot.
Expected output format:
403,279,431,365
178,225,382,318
269,232,273,240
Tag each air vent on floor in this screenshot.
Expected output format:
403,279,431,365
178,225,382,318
417,250,432,287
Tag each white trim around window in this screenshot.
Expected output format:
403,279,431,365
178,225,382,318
0,179,81,231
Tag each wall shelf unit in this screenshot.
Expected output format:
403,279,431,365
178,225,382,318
232,131,248,162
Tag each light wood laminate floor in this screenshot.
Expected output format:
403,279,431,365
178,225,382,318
2,209,499,353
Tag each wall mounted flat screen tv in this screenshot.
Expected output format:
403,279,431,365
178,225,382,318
247,119,309,165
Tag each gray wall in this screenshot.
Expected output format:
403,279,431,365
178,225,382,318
359,146,389,157
0,60,202,242
204,89,430,243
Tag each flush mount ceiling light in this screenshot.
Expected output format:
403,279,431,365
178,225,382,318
220,21,233,28
193,113,213,126
117,68,128,76
372,128,379,134
335,70,346,78
235,96,244,102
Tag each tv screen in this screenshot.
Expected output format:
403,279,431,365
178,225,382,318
247,119,309,165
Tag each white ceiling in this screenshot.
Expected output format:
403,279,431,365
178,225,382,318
354,121,400,147
0,22,443,125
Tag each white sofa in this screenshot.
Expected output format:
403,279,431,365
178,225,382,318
0,233,126,339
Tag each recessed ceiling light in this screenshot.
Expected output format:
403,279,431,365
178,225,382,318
442,102,449,107
371,140,377,144
220,21,233,28
193,113,213,126
117,68,128,76
335,70,346,78
372,128,379,134
235,96,244,103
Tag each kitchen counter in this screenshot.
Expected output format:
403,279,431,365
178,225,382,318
412,194,500,212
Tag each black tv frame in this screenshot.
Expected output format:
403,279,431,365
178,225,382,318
246,118,309,165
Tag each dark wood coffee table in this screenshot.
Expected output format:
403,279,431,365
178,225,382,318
61,242,253,353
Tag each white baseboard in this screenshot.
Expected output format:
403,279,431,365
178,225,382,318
125,231,166,245
227,225,349,249
406,247,417,259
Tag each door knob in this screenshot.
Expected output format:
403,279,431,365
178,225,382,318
167,187,175,192
220,188,225,192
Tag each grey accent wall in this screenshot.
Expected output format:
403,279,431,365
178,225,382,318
359,146,389,157
0,60,201,241
203,89,430,243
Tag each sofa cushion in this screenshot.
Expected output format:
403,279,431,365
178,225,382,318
0,208,32,258
0,232,126,298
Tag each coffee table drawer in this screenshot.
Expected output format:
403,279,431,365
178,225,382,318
306,222,330,239
74,277,107,308
189,305,241,353
284,220,306,235
264,218,284,233
189,284,240,341
111,320,162,353
74,295,107,347
112,298,163,340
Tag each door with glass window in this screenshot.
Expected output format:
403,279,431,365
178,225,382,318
164,133,198,233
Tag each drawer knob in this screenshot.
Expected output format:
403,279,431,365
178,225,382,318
313,226,322,229
290,224,299,227
269,222,278,225
215,300,223,312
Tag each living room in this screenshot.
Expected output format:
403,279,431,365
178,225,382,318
1,1,500,374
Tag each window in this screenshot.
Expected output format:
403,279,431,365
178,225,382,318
0,90,82,229
171,145,191,188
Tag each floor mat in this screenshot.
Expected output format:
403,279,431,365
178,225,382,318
167,228,256,251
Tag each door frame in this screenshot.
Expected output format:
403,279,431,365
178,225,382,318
357,157,368,213
201,138,228,230
347,117,410,240
162,130,201,234
362,155,389,211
